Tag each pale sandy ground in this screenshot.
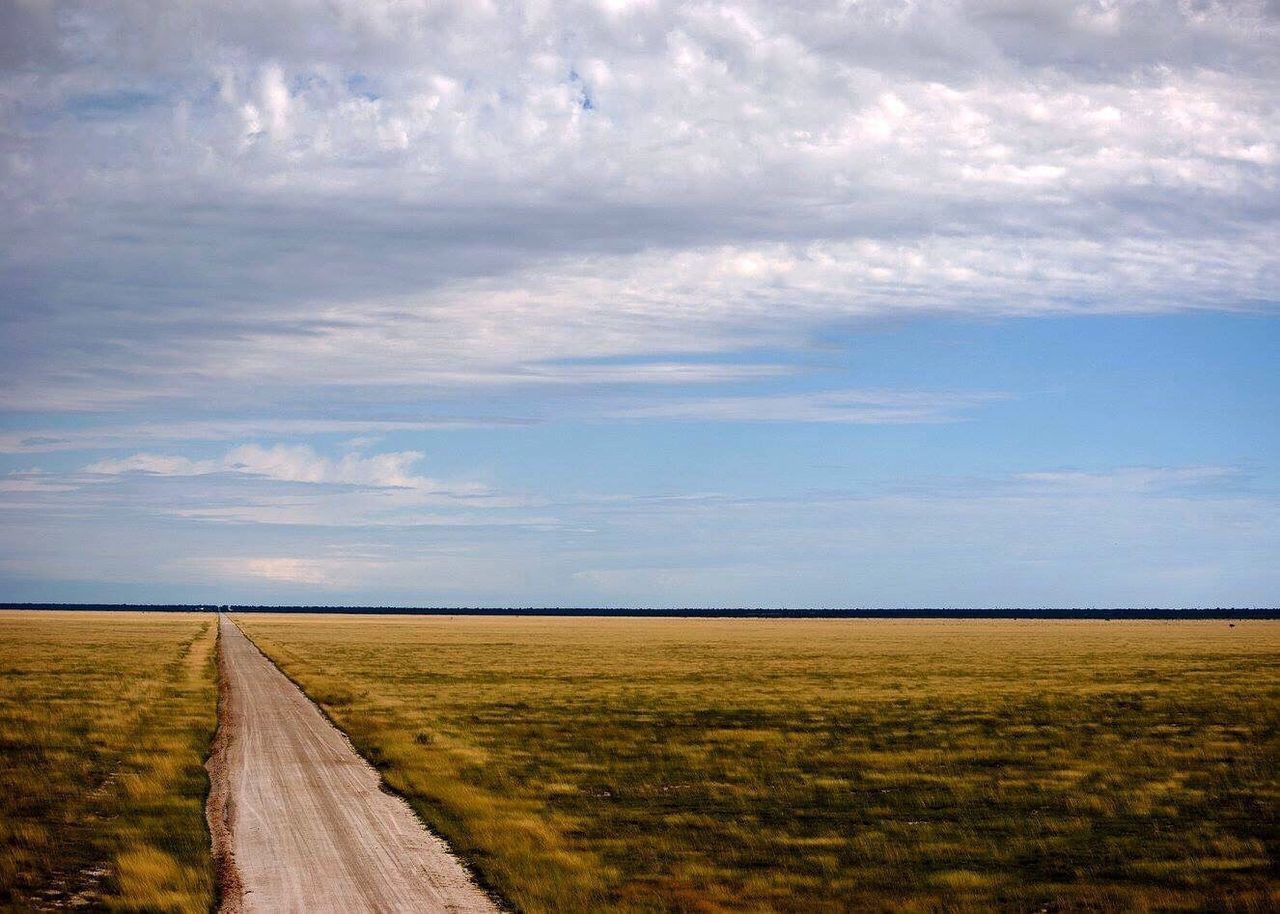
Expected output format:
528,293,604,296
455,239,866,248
207,615,500,914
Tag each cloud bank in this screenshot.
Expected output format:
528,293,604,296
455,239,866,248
2,0,1276,411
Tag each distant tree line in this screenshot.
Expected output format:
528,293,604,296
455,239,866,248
4,604,1277,619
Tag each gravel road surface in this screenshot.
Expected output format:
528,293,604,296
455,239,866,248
209,615,500,914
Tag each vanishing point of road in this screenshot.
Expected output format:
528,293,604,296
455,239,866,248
208,614,500,914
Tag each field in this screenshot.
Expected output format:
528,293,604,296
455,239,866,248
0,611,218,913
238,615,1280,913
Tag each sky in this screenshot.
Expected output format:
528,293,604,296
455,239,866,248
1,0,1277,607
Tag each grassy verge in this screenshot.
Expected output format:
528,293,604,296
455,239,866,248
0,610,218,912
238,615,1279,913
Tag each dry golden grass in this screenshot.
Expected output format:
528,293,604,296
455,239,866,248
0,610,218,913
238,615,1280,913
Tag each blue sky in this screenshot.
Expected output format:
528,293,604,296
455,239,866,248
1,1,1277,606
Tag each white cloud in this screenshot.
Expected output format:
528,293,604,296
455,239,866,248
0,471,79,494
11,223,1270,412
0,419,531,455
85,453,217,476
72,443,533,528
84,443,476,491
0,1,1276,605
611,389,1005,424
4,457,1275,603
167,546,540,595
223,444,422,488
1,1,1276,410
194,557,366,587
1016,466,1240,494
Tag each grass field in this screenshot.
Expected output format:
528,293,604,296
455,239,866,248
0,611,218,913
237,615,1280,913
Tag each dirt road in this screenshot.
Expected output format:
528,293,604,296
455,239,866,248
208,615,500,914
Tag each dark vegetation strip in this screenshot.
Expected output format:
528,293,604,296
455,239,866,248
7,604,1279,619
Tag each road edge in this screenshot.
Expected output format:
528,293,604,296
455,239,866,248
204,615,244,914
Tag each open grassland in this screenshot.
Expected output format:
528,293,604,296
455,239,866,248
0,611,217,913
237,615,1280,913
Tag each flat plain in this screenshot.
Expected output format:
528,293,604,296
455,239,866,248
238,615,1280,913
0,610,217,913
211,615,498,913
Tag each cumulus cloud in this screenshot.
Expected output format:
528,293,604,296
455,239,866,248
1,0,1276,411
223,444,426,488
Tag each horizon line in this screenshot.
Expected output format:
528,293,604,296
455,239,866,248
5,604,1277,620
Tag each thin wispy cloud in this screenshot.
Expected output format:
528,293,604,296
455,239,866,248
6,457,1273,604
0,419,537,455
85,444,459,491
612,389,1006,424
